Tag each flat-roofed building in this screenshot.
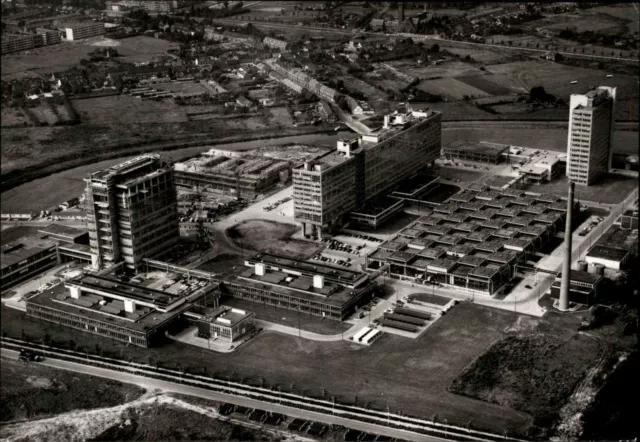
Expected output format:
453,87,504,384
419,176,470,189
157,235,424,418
63,22,105,40
196,306,255,342
1,238,59,290
174,149,289,199
442,141,509,164
85,154,179,271
509,195,537,207
459,201,486,212
294,109,441,238
38,224,89,245
518,156,560,184
222,253,377,320
263,36,288,51
585,245,630,270
620,209,639,230
567,86,616,185
550,269,603,305
26,267,218,347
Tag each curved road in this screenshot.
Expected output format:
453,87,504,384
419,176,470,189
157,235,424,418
0,349,447,442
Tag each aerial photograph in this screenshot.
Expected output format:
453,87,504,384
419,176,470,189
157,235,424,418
0,1,638,441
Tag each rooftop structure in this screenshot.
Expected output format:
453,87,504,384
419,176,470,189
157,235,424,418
196,305,255,342
442,140,510,164
38,224,88,244
585,245,630,270
1,237,58,290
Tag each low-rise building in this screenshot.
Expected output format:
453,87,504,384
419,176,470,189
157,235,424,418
620,209,638,230
263,36,288,51
195,306,254,342
585,245,630,271
1,238,59,291
442,141,509,164
550,269,603,306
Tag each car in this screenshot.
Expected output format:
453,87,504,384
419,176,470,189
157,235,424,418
525,284,532,289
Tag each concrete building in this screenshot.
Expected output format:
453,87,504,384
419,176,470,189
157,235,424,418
1,238,59,291
219,253,377,320
195,306,255,343
620,209,638,230
63,22,105,41
84,154,179,271
518,155,561,184
585,245,630,271
173,149,289,199
550,269,603,306
442,141,509,164
566,86,616,185
1,34,38,54
293,109,442,238
26,267,218,347
106,0,180,13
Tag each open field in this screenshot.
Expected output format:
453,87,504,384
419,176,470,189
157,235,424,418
227,219,321,260
449,333,601,433
418,78,490,100
386,60,485,80
486,60,640,101
197,253,245,274
443,46,514,64
0,358,145,423
522,174,638,204
223,297,351,335
72,95,189,125
1,108,30,127
455,75,512,96
1,302,535,436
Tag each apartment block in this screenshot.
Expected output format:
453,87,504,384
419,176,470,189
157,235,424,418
63,22,105,41
566,86,616,186
85,154,179,271
293,109,442,239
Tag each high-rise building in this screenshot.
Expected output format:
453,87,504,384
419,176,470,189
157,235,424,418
85,154,179,271
293,109,442,238
566,86,616,186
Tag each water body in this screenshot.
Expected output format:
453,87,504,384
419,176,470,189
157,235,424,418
2,127,637,214
1,131,353,214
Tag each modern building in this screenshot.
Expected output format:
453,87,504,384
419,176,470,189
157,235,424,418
1,34,38,54
442,141,509,164
550,269,603,306
84,154,179,271
620,209,638,230
194,306,255,343
585,245,630,271
293,109,442,238
63,22,105,41
26,267,219,347
219,253,378,320
1,238,59,291
566,86,616,186
38,224,89,245
518,155,561,184
106,0,180,13
173,149,289,199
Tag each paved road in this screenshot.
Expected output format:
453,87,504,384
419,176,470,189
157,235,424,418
0,349,447,442
212,18,639,63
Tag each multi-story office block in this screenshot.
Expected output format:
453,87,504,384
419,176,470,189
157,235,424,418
85,154,179,271
293,109,442,238
566,86,616,186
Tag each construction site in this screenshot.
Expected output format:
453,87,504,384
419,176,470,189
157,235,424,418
173,145,331,200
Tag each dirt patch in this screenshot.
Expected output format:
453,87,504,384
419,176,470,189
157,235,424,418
226,219,321,260
449,333,602,434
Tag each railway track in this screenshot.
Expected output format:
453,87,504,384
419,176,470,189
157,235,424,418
0,337,526,442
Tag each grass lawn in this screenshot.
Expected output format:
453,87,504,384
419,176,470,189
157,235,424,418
222,297,351,335
1,303,534,436
197,253,245,274
227,220,321,260
436,167,485,183
449,333,602,437
522,174,638,204
0,358,144,423
72,95,189,125
411,293,451,306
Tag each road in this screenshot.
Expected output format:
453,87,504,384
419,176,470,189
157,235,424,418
212,18,639,63
0,349,447,442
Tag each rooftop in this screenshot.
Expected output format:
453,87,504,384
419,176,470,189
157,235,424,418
175,152,288,178
200,305,252,327
443,140,510,156
1,237,57,270
586,245,630,262
555,269,602,285
38,223,88,240
27,284,188,333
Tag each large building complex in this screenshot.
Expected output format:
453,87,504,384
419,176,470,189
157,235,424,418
85,155,179,271
1,237,59,291
106,0,180,13
62,22,105,41
219,253,378,320
293,109,442,238
0,29,60,54
26,267,219,347
174,149,289,199
566,86,616,186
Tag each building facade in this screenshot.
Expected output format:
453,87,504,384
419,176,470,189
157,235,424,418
293,110,442,238
1,239,59,291
196,306,255,342
85,155,179,271
566,86,616,186
63,22,105,41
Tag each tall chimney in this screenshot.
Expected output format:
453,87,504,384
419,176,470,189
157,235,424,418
559,181,575,311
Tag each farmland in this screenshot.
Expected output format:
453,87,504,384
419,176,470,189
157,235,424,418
417,78,490,100
72,95,189,125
